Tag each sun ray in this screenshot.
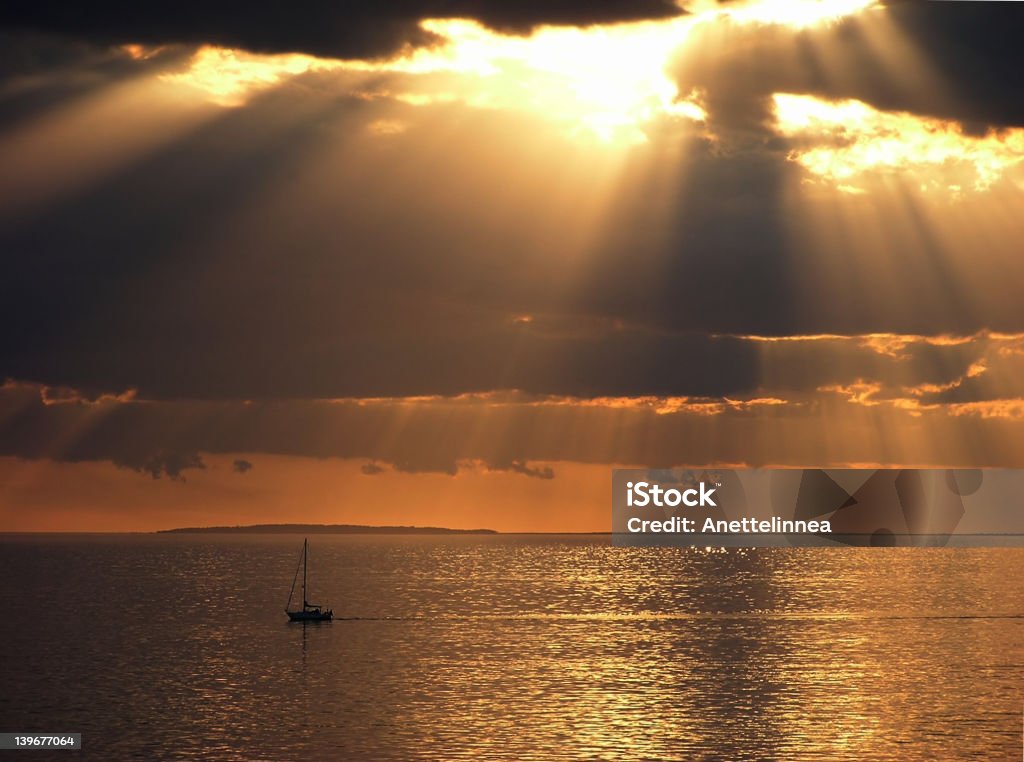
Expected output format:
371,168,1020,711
774,93,1024,193
156,0,880,143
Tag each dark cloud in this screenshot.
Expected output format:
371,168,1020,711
0,1,683,60
674,2,1024,129
3,375,1024,476
362,457,553,479
491,460,555,480
116,450,206,480
880,0,1024,128
392,458,459,477
0,332,1021,475
232,458,253,473
1,76,1021,399
3,0,1017,134
0,87,761,401
2,4,1023,406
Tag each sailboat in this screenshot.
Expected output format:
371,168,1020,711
286,537,333,622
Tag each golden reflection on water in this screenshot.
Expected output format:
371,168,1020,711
344,541,1022,760
0,535,1020,760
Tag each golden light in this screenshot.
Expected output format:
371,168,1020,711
160,46,338,107
159,18,707,143
400,18,704,143
774,93,1024,192
155,0,882,144
0,75,216,219
720,0,879,28
365,118,409,136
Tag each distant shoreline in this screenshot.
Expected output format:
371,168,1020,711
157,523,499,535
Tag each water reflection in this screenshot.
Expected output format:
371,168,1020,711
0,535,1020,760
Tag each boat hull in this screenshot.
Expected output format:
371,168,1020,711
287,610,333,622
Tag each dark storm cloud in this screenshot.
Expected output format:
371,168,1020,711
880,0,1024,128
0,383,511,476
1,66,1021,401
117,450,206,480
0,79,762,400
232,458,253,473
3,375,1024,477
0,1,683,60
675,2,1024,129
2,3,1024,405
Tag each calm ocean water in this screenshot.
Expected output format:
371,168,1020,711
0,534,1021,760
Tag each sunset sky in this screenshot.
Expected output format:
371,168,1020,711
2,0,1023,531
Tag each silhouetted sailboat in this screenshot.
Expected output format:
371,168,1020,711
286,538,333,622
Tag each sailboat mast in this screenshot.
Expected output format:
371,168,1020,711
303,537,308,608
